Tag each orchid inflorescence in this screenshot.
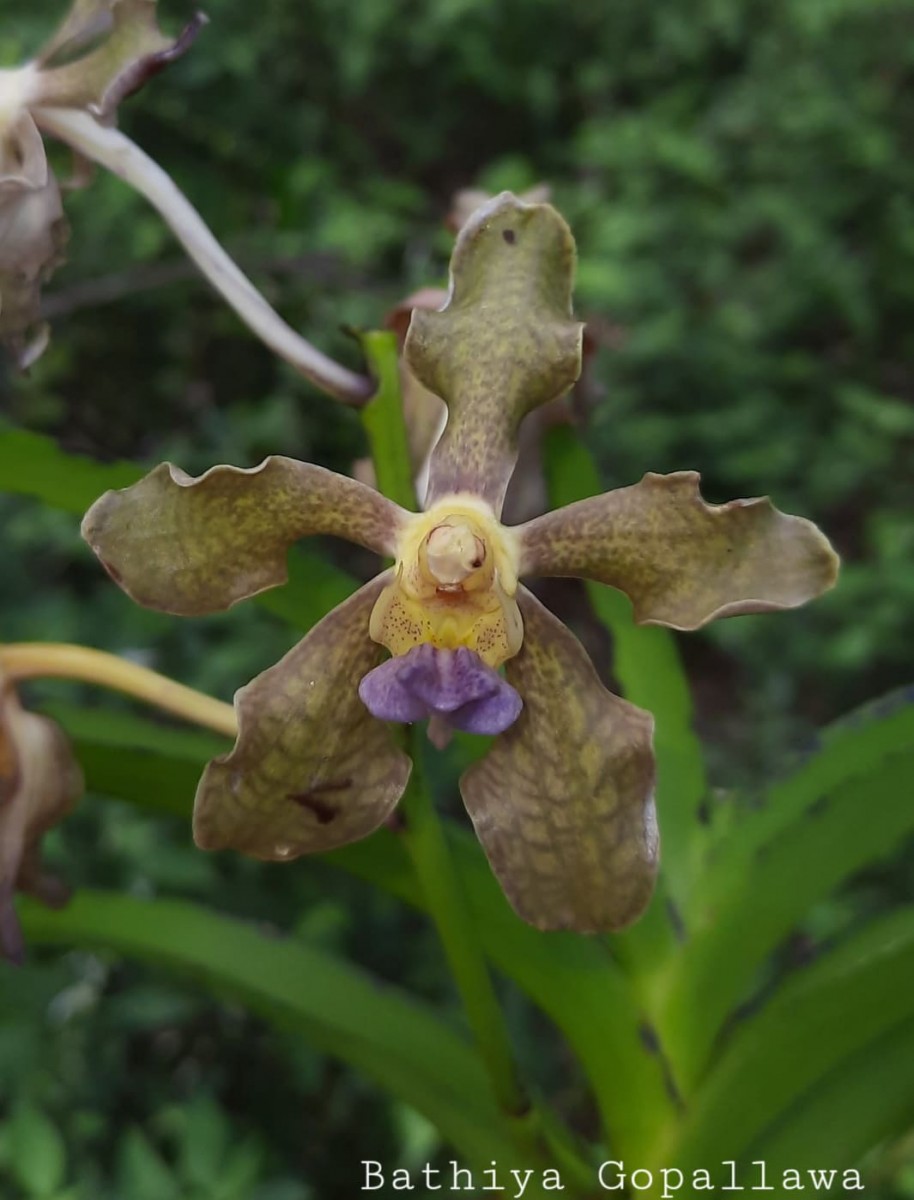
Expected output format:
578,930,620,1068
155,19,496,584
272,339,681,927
0,0,203,368
82,193,838,933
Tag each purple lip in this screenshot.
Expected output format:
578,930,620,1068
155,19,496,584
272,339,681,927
359,643,522,737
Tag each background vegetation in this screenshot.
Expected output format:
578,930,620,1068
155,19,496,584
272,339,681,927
2,0,914,1195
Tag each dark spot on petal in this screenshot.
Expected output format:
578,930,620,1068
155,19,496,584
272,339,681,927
287,778,352,825
502,228,516,244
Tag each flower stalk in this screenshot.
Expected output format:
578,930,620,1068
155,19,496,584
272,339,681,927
32,107,374,406
0,643,236,739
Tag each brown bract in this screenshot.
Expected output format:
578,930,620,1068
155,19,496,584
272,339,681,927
0,0,204,366
0,674,83,963
82,192,840,934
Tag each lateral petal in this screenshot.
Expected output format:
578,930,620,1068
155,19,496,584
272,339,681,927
517,472,839,630
193,574,411,859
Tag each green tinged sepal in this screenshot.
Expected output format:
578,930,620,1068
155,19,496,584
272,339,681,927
406,192,583,515
0,0,204,366
0,671,83,963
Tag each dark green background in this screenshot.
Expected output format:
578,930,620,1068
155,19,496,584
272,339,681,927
2,0,914,1195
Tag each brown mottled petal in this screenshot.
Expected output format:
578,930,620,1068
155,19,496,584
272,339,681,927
0,115,69,368
193,574,411,860
0,679,82,962
517,472,840,631
406,192,583,515
34,2,205,120
460,587,657,933
82,456,409,616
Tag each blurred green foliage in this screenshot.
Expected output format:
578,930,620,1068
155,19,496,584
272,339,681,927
3,0,914,1195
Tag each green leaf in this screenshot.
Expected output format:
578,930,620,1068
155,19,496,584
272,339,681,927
358,330,418,512
663,692,914,1088
44,701,220,818
19,890,521,1169
744,1019,914,1178
117,1128,179,1200
666,907,914,1174
0,422,353,629
50,704,675,1160
8,1102,67,1198
331,828,678,1161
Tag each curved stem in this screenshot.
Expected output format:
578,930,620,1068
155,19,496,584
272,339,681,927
398,733,525,1116
0,643,236,739
33,107,374,408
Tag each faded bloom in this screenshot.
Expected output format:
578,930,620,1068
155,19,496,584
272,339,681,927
0,0,202,366
0,671,83,962
82,193,839,932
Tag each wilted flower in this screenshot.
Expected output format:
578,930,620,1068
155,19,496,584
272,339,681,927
82,194,838,932
0,0,202,366
0,670,83,962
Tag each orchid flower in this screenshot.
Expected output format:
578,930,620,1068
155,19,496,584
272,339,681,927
0,0,203,367
0,669,83,962
82,193,839,933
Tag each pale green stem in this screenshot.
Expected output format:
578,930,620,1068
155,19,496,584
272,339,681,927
0,643,236,739
397,732,525,1115
33,107,374,407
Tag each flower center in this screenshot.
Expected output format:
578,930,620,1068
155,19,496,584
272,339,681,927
369,496,523,668
422,520,486,588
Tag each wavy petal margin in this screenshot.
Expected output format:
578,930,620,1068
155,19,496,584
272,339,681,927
193,574,411,859
460,588,657,933
517,472,839,630
405,193,583,514
82,456,408,615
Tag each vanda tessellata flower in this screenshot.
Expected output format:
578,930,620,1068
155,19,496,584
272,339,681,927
82,193,839,933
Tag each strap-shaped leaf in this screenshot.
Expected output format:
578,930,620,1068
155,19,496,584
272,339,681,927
661,730,914,1090
519,470,838,630
743,1019,914,1178
82,456,406,616
461,587,657,932
18,890,521,1169
668,907,914,1174
406,192,582,514
51,703,676,1160
194,575,412,859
